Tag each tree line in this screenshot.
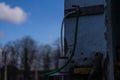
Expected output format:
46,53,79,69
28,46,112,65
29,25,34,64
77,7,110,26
0,36,61,80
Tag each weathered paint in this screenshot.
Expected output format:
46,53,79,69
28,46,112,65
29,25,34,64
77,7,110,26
65,0,106,9
64,0,106,66
64,0,115,80
65,5,104,18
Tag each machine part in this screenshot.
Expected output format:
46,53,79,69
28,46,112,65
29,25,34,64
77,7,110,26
103,53,109,80
88,52,103,80
64,38,68,55
73,67,91,74
58,57,68,72
61,10,76,57
65,5,104,18
45,6,80,76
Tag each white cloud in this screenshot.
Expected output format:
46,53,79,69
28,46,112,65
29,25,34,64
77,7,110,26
0,2,27,24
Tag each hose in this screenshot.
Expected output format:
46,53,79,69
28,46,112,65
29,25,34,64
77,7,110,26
45,7,80,76
61,10,76,57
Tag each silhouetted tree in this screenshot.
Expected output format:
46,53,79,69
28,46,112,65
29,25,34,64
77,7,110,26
2,43,10,80
0,44,2,80
43,45,51,71
1,36,62,80
4,41,20,66
0,44,2,65
53,39,61,69
18,36,37,80
2,43,12,65
1,41,20,80
35,45,44,70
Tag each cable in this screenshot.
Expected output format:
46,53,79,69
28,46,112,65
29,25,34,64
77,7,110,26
61,10,76,57
45,8,80,76
45,7,80,76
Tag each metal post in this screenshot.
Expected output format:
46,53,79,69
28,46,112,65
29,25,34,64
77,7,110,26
4,51,7,80
35,68,38,80
34,62,38,80
106,0,115,80
4,65,7,80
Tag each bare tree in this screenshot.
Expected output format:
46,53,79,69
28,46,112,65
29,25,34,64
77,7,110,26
2,44,10,80
18,36,37,80
0,36,63,80
4,41,20,66
43,45,51,71
0,44,3,66
53,39,61,69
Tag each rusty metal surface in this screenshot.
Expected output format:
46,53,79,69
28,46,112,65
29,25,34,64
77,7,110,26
65,5,104,18
64,0,106,66
65,0,105,9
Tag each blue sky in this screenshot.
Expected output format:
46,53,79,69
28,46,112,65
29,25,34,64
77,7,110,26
0,0,64,45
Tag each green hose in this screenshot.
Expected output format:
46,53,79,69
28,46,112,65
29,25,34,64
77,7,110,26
45,8,80,76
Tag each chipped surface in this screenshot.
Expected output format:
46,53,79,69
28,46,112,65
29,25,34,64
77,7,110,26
64,0,106,66
65,0,106,9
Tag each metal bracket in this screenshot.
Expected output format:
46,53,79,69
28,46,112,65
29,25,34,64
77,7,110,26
65,5,104,18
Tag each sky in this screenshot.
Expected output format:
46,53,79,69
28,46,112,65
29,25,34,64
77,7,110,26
0,0,64,45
